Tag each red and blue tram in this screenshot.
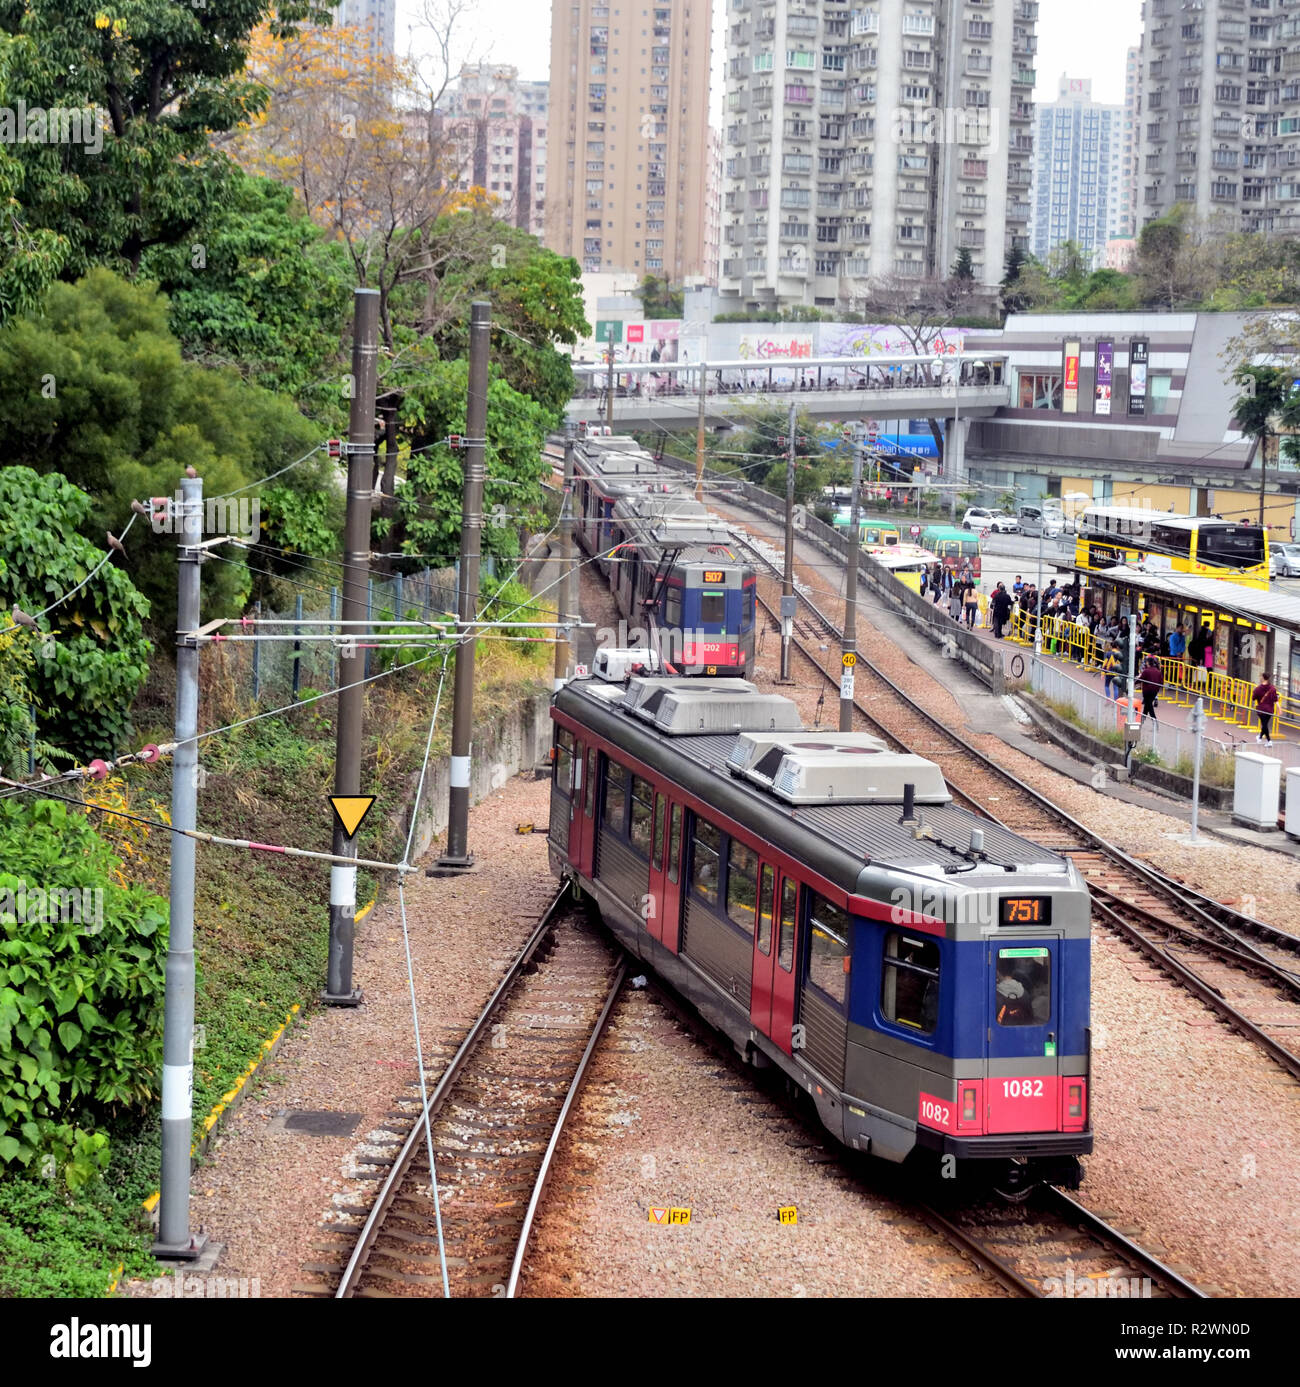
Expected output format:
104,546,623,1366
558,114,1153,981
549,676,1093,1192
607,496,757,676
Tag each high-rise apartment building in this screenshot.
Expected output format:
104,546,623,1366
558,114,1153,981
719,0,1039,311
704,127,724,285
440,64,549,239
334,0,394,62
1121,45,1141,236
1029,76,1125,266
546,1,713,281
1138,0,1300,236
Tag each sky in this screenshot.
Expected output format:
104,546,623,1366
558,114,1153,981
396,0,1144,110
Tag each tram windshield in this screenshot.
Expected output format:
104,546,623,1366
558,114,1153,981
995,948,1051,1027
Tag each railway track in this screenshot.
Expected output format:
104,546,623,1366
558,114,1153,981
731,532,1300,1085
917,1186,1207,1299
307,887,626,1298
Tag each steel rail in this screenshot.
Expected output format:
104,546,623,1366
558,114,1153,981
504,959,628,1298
335,883,572,1298
1038,1187,1208,1298
912,1202,1041,1297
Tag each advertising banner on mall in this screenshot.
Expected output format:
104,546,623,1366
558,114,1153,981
1062,339,1081,414
1129,338,1150,416
1094,339,1114,416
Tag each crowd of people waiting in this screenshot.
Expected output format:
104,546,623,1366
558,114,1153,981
917,567,1281,740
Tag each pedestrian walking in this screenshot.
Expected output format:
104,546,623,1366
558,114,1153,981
1188,622,1213,692
1252,673,1279,744
963,582,979,629
1139,653,1164,722
1101,643,1121,700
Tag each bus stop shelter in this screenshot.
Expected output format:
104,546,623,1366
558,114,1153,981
1077,564,1300,733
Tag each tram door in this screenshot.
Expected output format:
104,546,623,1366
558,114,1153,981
750,869,799,1055
570,746,598,879
645,792,675,947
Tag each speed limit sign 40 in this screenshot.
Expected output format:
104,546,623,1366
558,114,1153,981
842,651,857,668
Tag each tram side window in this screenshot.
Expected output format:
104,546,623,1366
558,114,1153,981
603,760,628,834
668,804,682,884
778,879,797,971
554,728,574,796
881,932,940,1035
652,794,666,870
690,819,722,906
629,776,655,857
700,590,726,626
725,839,759,936
996,948,1051,1027
665,586,683,629
806,893,850,1007
756,865,775,956
742,584,755,632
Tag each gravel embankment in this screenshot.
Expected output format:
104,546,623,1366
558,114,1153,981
522,987,1002,1298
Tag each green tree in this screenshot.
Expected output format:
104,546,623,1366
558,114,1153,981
139,170,352,418
0,469,152,758
636,273,684,319
0,0,332,277
1231,366,1300,505
1136,205,1214,310
387,358,554,569
408,214,588,427
0,36,68,327
952,247,975,281
0,270,338,618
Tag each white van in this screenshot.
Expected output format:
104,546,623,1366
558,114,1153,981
1017,504,1064,537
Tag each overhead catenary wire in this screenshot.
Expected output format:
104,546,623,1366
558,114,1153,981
0,510,141,638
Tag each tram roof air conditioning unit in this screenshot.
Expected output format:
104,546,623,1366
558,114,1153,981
727,732,951,805
623,679,802,736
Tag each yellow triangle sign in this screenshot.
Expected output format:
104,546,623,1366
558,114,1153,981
329,796,376,838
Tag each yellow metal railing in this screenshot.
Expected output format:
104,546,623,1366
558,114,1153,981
1005,609,1292,737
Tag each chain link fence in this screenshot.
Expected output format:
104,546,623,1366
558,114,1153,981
244,565,461,706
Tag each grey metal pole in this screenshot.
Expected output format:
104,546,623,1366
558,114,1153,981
1034,523,1044,657
780,400,796,683
324,286,378,1005
1190,696,1205,842
292,593,304,702
606,343,615,430
840,447,862,732
252,599,262,701
695,361,708,503
155,473,207,1259
555,421,577,691
435,300,491,872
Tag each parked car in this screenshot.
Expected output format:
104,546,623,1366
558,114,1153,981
1271,543,1300,579
961,506,1019,534
1017,504,1065,538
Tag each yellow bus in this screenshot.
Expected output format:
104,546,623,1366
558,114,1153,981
1075,506,1269,590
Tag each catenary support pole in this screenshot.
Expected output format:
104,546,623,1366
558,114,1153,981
780,400,797,683
606,342,615,430
694,361,708,502
840,447,863,732
554,421,577,691
434,300,491,873
1190,696,1205,842
324,287,378,1005
155,473,207,1259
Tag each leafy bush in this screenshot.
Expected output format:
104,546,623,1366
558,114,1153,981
0,797,168,1188
0,468,152,759
480,574,546,660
